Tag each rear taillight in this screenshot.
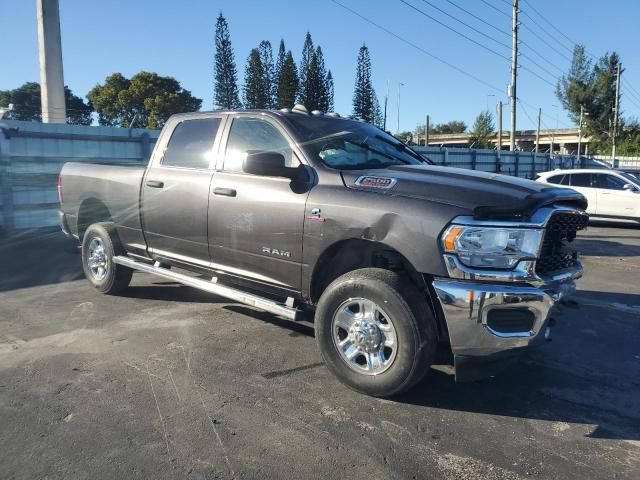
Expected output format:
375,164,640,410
58,175,63,204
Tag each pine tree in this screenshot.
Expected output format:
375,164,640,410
298,32,315,109
258,40,276,108
373,93,383,128
214,13,241,109
243,48,268,109
352,44,375,123
275,40,286,85
314,46,328,112
277,51,299,109
325,70,335,112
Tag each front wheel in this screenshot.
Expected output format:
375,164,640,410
81,222,132,294
314,268,437,397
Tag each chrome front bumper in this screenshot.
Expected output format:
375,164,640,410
433,277,577,381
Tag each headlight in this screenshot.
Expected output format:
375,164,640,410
442,226,543,269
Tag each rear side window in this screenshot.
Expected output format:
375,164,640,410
570,173,592,187
162,118,221,169
546,174,568,185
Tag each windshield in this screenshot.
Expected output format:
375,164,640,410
618,171,640,186
287,116,430,170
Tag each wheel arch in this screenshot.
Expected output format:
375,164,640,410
309,238,450,345
77,197,112,240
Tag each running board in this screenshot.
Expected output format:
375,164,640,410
113,255,299,321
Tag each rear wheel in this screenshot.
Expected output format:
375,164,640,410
315,268,437,397
81,222,132,294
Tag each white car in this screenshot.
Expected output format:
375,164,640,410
536,169,640,224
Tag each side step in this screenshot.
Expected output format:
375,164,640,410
113,255,300,321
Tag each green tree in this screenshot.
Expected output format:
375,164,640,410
243,48,268,109
214,13,241,109
432,121,467,134
314,46,331,112
277,51,299,109
258,40,276,108
298,32,316,109
352,44,379,124
87,72,201,128
325,70,334,112
469,110,495,148
275,39,286,91
0,82,92,125
556,45,626,153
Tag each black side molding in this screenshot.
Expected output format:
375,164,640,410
473,187,588,221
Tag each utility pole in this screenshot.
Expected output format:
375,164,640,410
612,62,622,162
424,114,429,146
577,105,584,165
37,0,66,123
535,107,541,153
509,0,519,151
497,101,503,150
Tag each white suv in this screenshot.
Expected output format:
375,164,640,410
536,169,640,224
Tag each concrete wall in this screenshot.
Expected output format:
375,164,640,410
0,120,159,233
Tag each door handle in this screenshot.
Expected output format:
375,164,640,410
146,180,164,188
213,187,237,197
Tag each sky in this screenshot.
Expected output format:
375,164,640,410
2,0,640,133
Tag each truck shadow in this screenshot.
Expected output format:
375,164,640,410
575,237,640,257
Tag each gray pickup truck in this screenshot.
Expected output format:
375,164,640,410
59,106,588,397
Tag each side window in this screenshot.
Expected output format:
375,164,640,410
570,173,592,188
594,173,627,190
547,174,567,185
162,118,221,169
223,117,298,172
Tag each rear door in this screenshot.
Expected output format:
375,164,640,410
208,115,309,291
568,173,597,214
142,116,224,265
592,173,638,218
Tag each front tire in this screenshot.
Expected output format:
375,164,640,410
314,268,437,397
81,222,132,294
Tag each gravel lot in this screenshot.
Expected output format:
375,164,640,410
1,224,639,479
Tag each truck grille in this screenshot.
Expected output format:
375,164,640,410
536,211,589,277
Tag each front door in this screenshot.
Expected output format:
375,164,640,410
208,116,309,291
142,117,223,265
592,172,638,218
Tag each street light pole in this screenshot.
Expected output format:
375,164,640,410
396,82,404,134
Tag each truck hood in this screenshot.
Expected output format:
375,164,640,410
341,164,587,220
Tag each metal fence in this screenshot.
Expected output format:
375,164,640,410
412,146,602,178
0,120,159,233
0,120,623,234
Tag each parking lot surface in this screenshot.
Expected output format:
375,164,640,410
1,224,639,479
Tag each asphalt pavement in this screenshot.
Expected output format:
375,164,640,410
0,224,639,479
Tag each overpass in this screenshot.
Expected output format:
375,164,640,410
418,128,588,155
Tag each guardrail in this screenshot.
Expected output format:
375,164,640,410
0,120,159,234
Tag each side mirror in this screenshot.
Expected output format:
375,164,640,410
623,183,637,192
243,151,288,177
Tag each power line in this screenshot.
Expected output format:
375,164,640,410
397,0,510,61
479,0,510,18
417,0,511,50
443,0,510,37
329,0,504,93
520,23,572,63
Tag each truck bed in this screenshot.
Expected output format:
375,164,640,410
59,162,147,251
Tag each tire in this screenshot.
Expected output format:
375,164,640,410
81,222,132,294
314,268,437,397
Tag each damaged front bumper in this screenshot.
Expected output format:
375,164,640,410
432,274,578,382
